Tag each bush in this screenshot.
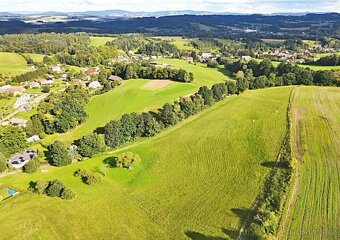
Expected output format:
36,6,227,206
45,179,66,197
74,168,101,185
115,152,141,168
207,60,219,68
61,188,76,200
29,179,75,200
49,141,72,166
76,133,102,158
23,156,40,173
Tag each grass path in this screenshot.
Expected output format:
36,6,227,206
280,86,340,239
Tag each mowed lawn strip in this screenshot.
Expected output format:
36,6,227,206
282,86,340,239
0,86,292,239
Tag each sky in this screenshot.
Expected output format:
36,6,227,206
0,0,339,14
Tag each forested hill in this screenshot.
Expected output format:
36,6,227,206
0,13,339,39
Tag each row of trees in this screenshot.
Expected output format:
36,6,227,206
309,54,340,66
29,179,75,200
103,81,236,149
112,62,194,83
225,59,339,88
11,67,50,83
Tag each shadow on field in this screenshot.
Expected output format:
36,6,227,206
103,156,116,167
185,231,226,240
261,161,277,168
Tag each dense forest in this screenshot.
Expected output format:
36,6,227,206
0,13,339,39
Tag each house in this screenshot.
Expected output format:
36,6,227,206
51,65,61,73
41,78,54,86
242,55,252,61
87,68,100,75
88,81,101,89
201,53,213,60
108,75,122,81
27,135,41,143
9,150,38,169
30,81,40,88
14,93,31,109
0,85,24,96
10,118,28,128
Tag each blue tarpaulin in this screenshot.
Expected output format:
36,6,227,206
8,189,15,195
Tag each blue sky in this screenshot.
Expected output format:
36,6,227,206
1,0,339,13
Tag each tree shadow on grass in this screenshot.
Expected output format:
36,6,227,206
103,156,116,168
185,231,226,240
222,229,239,240
261,161,289,169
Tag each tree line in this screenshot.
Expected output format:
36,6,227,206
307,54,340,66
112,62,194,83
11,67,50,83
224,59,340,88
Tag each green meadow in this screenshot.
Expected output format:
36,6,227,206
153,36,197,51
153,58,234,86
0,52,30,77
0,86,292,239
281,86,340,239
89,37,116,47
41,79,197,146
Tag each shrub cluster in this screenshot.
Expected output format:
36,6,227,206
115,152,141,168
29,179,75,200
74,168,101,185
23,156,40,173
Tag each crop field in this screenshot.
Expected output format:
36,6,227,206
89,37,115,47
41,79,197,145
153,58,233,86
0,52,30,77
0,86,292,239
281,87,340,239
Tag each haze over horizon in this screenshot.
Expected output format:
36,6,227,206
1,0,339,14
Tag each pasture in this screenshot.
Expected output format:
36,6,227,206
89,37,115,47
0,86,292,239
0,52,30,77
281,86,340,239
153,58,233,86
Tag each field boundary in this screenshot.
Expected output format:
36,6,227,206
237,87,295,239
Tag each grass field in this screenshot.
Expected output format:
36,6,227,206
41,79,197,146
89,37,115,47
26,53,45,62
281,86,340,239
153,36,197,51
38,61,233,146
0,86,292,239
255,58,340,70
0,52,30,77
153,58,233,86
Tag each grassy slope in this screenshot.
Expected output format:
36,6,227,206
0,52,29,76
153,58,233,86
89,37,115,47
0,86,292,239
255,58,340,70
153,36,197,51
40,61,233,146
282,86,340,239
41,80,197,145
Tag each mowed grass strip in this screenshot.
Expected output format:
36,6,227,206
153,58,234,87
282,86,340,239
0,87,292,239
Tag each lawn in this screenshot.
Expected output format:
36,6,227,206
41,79,197,146
89,37,115,47
0,52,30,77
153,58,234,86
0,86,292,239
280,86,340,239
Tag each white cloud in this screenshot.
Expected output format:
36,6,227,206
0,0,339,13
